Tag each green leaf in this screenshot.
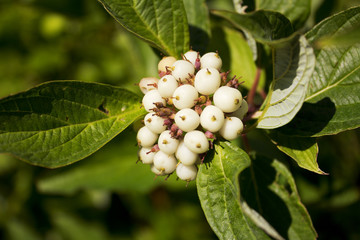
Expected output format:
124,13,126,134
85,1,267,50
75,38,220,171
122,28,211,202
278,7,360,136
240,154,317,239
183,0,211,53
0,81,145,168
197,142,275,240
268,131,325,174
223,27,266,91
256,35,315,129
97,0,189,58
256,0,311,30
37,130,189,195
211,10,294,44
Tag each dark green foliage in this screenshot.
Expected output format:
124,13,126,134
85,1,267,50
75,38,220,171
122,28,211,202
0,0,360,239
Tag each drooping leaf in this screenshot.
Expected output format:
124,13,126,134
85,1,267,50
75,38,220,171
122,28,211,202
0,81,146,168
37,130,189,195
256,0,311,30
268,131,325,174
183,0,211,53
97,0,189,58
197,142,277,240
211,10,294,44
240,154,317,240
256,35,315,129
279,7,360,137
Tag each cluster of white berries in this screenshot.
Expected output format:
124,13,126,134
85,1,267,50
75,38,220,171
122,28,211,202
137,50,248,183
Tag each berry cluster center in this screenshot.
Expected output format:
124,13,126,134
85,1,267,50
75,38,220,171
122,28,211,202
137,51,248,183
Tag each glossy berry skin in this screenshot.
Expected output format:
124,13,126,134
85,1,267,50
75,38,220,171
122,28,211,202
144,113,167,134
194,68,221,95
153,151,177,174
158,130,180,155
171,60,195,83
139,77,158,94
158,75,178,98
137,126,158,147
200,52,222,71
183,50,199,66
200,105,225,132
142,90,166,112
219,116,244,140
158,56,177,73
176,163,197,181
174,108,200,132
184,130,209,154
172,85,199,109
150,164,166,176
213,86,242,113
138,147,155,164
176,141,199,165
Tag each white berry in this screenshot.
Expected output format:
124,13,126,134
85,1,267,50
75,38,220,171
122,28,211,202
138,147,155,164
231,99,248,120
171,60,195,83
142,90,166,112
144,113,166,134
194,68,221,95
137,126,158,147
158,130,179,155
200,52,222,71
219,117,244,140
176,141,199,165
174,108,200,132
213,86,242,113
153,151,177,174
139,77,158,94
158,56,177,73
200,105,225,132
183,50,199,66
150,164,166,176
158,75,179,98
184,130,209,154
172,85,198,109
176,163,197,181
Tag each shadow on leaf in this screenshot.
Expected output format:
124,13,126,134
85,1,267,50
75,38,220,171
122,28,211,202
189,25,210,54
239,155,291,239
278,97,336,136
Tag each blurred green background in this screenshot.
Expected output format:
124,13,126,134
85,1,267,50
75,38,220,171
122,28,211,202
0,0,359,239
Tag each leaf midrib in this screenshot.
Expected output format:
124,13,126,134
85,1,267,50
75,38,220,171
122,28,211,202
305,52,360,102
99,0,175,56
305,10,360,102
0,107,142,134
216,145,257,240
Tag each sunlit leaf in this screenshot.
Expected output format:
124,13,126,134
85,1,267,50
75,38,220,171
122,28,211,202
279,7,360,136
97,0,189,58
268,131,325,174
0,81,145,168
197,142,275,240
256,35,315,129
